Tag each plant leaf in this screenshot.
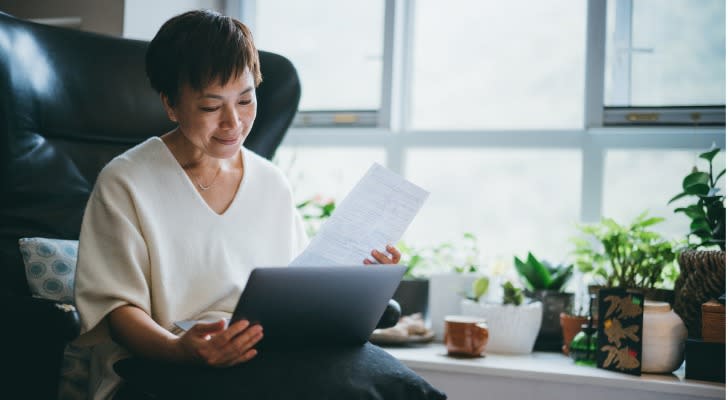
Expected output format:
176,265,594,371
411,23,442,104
547,264,574,291
716,168,726,182
699,148,720,162
472,277,490,301
683,172,710,195
690,219,712,236
685,183,710,196
321,202,336,217
527,252,552,289
513,256,537,291
636,216,664,228
668,192,689,204
602,218,621,231
676,205,705,219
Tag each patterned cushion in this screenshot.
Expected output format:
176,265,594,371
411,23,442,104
19,238,78,303
19,238,89,400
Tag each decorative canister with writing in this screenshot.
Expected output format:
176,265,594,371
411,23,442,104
641,300,688,373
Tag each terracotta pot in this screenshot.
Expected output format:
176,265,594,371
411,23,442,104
560,313,587,355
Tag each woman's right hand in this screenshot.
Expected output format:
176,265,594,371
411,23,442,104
176,319,263,367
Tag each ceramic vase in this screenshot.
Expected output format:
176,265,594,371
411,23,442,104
460,299,542,354
641,301,688,373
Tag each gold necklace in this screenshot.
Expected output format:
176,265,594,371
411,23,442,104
196,164,222,191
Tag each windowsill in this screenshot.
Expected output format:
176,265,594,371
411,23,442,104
383,343,724,399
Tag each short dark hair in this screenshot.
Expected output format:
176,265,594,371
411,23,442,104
145,10,262,105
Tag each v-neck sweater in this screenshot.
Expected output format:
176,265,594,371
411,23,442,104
74,137,308,399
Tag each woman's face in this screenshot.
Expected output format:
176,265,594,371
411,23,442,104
163,68,257,160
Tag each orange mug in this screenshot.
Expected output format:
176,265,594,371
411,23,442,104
444,315,489,357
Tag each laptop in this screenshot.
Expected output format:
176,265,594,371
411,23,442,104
175,265,406,347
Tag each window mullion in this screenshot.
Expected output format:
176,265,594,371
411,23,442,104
584,0,608,129
610,0,633,105
396,0,416,134
582,0,608,224
581,140,605,223
235,0,256,31
379,0,396,130
382,0,415,174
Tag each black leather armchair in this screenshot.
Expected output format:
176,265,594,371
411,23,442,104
0,11,301,399
0,11,402,400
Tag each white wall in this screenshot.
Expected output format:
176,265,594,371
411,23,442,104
123,0,223,40
0,0,123,36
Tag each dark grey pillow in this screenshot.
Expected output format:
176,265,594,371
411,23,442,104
114,342,446,400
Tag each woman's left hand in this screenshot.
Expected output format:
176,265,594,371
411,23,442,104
364,244,401,265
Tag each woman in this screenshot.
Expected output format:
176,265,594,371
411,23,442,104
74,10,400,399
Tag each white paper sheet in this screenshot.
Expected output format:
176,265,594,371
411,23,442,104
289,163,429,266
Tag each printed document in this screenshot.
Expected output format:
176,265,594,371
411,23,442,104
289,163,429,266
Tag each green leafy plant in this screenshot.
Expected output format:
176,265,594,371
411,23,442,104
513,252,573,292
397,232,481,278
397,241,425,278
502,281,524,306
668,146,726,251
463,276,490,302
296,196,336,236
572,212,676,289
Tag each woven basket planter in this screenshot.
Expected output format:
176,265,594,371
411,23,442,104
674,250,726,337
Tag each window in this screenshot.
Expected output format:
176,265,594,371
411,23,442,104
405,149,582,262
275,147,387,202
603,150,726,241
250,0,385,126
236,0,725,266
410,0,587,130
603,0,726,125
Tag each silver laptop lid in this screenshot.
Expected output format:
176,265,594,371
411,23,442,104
230,265,406,346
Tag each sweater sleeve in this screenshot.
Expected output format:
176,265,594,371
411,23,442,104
73,166,151,346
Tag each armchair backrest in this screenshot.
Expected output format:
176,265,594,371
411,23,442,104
0,11,301,296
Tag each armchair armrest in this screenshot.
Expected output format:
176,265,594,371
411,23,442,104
376,299,401,329
4,296,81,342
1,296,81,400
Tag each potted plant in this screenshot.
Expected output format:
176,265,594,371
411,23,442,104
392,240,431,322
668,146,726,337
399,233,485,341
572,212,689,373
514,252,574,351
669,146,725,251
559,294,593,355
296,195,336,237
572,211,677,301
460,279,543,354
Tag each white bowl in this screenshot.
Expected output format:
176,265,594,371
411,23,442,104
460,300,543,354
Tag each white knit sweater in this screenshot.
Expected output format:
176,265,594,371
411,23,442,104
74,137,308,399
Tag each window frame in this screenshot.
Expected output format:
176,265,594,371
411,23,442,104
235,0,726,225
604,0,726,125
236,0,386,127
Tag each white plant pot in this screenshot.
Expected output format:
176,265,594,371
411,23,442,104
460,299,543,354
428,272,480,341
641,301,688,373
